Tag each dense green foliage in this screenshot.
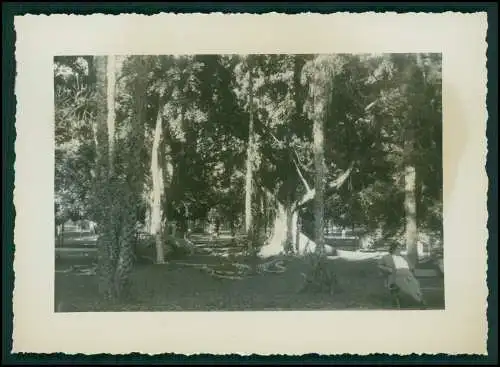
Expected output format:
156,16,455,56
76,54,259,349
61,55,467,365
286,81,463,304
55,53,442,250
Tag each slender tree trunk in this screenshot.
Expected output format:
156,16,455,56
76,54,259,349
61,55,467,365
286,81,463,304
131,56,148,220
86,56,96,87
106,55,116,175
245,63,255,239
312,93,326,256
91,123,99,160
60,222,65,247
110,56,146,299
403,54,422,272
88,56,98,177
303,68,338,293
262,192,269,236
144,205,151,234
94,55,116,299
285,198,294,253
295,214,301,253
94,55,108,191
404,137,418,270
150,106,165,264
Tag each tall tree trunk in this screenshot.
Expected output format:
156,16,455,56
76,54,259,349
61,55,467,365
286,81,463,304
130,56,148,218
150,105,165,264
94,55,115,299
403,54,422,271
88,56,98,175
285,197,294,253
312,92,326,256
295,214,301,253
60,222,65,247
106,55,116,175
85,56,96,87
245,61,255,242
113,188,136,299
93,56,108,191
111,56,146,299
404,136,418,270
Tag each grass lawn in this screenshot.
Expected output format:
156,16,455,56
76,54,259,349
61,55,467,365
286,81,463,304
55,247,445,312
56,230,98,248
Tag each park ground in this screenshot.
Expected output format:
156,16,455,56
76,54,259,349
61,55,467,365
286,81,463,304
55,228,445,312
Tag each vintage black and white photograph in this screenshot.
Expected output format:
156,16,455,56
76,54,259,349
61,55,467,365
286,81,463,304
54,53,445,312
13,11,489,355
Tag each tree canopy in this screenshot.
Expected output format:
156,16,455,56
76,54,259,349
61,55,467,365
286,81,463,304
55,52,442,253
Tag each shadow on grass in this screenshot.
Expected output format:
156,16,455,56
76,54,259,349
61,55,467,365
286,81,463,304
55,254,445,312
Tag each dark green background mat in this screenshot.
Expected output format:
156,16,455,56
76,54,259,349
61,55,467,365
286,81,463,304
2,2,497,364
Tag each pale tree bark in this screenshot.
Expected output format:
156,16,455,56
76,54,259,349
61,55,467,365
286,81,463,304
258,160,353,258
106,55,117,175
245,62,255,238
59,222,65,247
285,199,294,251
295,214,301,253
261,198,302,258
93,56,107,186
312,97,326,256
150,106,165,264
404,129,418,270
90,122,99,157
85,57,99,157
403,54,422,271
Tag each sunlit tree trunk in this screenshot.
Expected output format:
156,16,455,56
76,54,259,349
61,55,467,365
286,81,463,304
260,159,352,259
404,132,418,270
403,54,422,272
150,106,165,264
261,192,314,258
285,199,293,252
295,214,301,253
59,221,65,247
245,60,255,242
312,87,326,256
94,56,107,191
265,201,292,257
